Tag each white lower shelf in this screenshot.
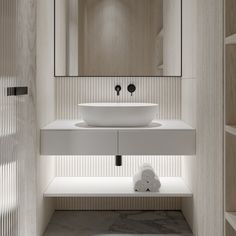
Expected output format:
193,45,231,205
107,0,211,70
225,212,236,231
44,177,192,198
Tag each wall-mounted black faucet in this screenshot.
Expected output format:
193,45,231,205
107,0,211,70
115,85,122,96
127,84,136,96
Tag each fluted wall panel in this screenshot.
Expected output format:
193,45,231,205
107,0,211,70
55,77,181,120
0,77,19,236
0,0,19,234
56,197,181,210
0,0,37,235
56,156,182,177
55,77,182,210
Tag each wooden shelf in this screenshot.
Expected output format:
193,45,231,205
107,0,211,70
225,34,236,45
226,212,236,232
226,0,236,37
44,177,192,198
225,125,236,136
225,1,236,235
225,133,236,211
225,45,236,124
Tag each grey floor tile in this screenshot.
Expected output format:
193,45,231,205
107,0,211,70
44,211,193,236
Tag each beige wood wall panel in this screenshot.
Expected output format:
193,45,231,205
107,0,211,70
225,133,236,211
151,0,163,75
226,45,236,124
17,0,38,235
226,0,236,37
55,76,181,210
181,0,224,235
79,0,163,76
67,0,79,75
163,0,181,76
55,0,67,75
195,0,224,229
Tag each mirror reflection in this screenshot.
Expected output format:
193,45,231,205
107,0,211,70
55,0,182,77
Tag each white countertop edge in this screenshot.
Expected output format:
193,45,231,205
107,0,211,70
41,120,195,131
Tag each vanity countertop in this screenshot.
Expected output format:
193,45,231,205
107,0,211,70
41,119,195,131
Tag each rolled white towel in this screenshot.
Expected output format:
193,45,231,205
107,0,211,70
134,179,148,192
133,164,161,192
140,164,156,181
133,164,156,183
147,177,161,192
134,180,161,192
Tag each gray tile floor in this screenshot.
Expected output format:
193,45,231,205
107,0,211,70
44,211,193,236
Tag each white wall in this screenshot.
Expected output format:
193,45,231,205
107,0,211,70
181,0,224,235
36,0,56,235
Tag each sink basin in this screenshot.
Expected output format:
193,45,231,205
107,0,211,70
78,103,158,127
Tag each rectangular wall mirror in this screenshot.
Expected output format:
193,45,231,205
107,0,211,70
54,0,182,77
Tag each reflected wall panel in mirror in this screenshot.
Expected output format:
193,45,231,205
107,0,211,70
54,0,182,77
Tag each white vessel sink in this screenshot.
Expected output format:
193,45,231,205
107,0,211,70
78,103,158,127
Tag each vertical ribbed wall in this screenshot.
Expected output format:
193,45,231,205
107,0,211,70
0,0,37,235
56,156,182,177
55,77,182,210
0,0,19,234
56,197,182,210
56,77,181,120
0,78,18,235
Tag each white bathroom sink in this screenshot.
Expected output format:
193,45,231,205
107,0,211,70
78,103,158,127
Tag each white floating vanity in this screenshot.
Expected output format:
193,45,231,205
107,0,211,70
40,120,196,156
41,119,195,198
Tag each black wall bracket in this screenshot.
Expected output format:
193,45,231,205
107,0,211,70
7,87,28,96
